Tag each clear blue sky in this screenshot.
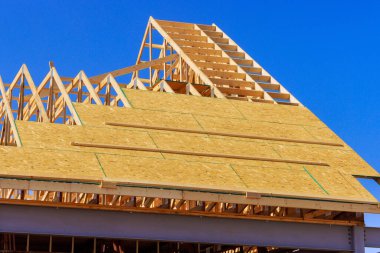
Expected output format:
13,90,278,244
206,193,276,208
0,0,379,250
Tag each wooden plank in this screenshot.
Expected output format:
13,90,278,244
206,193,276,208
169,34,208,42
196,61,237,71
105,122,343,147
182,47,223,57
71,141,330,166
0,173,378,212
90,54,178,83
209,78,255,88
202,69,246,80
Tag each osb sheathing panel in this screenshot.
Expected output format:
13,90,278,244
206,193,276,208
17,120,283,162
98,153,375,202
73,115,373,178
230,99,326,127
74,103,202,130
160,153,295,168
232,165,326,196
3,90,376,204
148,132,281,159
193,115,317,141
121,89,344,143
122,89,244,119
74,103,341,146
75,97,377,177
97,154,246,192
305,166,376,201
303,125,344,143
120,90,377,177
15,121,163,159
0,146,103,181
273,144,378,177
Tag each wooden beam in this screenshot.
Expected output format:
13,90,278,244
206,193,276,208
90,54,178,83
0,178,378,214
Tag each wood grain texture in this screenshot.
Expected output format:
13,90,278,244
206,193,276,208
0,89,376,206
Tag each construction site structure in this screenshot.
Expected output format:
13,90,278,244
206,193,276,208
0,17,379,252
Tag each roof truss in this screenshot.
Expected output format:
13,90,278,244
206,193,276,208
0,18,378,227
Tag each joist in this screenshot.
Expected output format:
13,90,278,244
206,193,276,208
209,78,255,88
182,47,223,57
217,86,264,98
202,30,224,38
188,54,231,64
174,40,215,49
196,61,238,71
163,27,201,35
169,34,208,42
203,70,247,79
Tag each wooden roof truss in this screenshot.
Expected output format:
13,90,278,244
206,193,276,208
131,17,301,105
0,18,377,227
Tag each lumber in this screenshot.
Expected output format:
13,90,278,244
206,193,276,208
0,17,378,227
71,141,330,166
105,122,343,147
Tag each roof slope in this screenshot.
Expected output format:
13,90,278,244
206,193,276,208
141,18,299,105
2,89,379,213
0,18,379,220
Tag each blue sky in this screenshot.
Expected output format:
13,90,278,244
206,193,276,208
0,0,379,250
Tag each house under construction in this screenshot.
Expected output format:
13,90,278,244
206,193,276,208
0,17,379,252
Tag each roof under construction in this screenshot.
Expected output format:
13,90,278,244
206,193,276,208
0,17,379,229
